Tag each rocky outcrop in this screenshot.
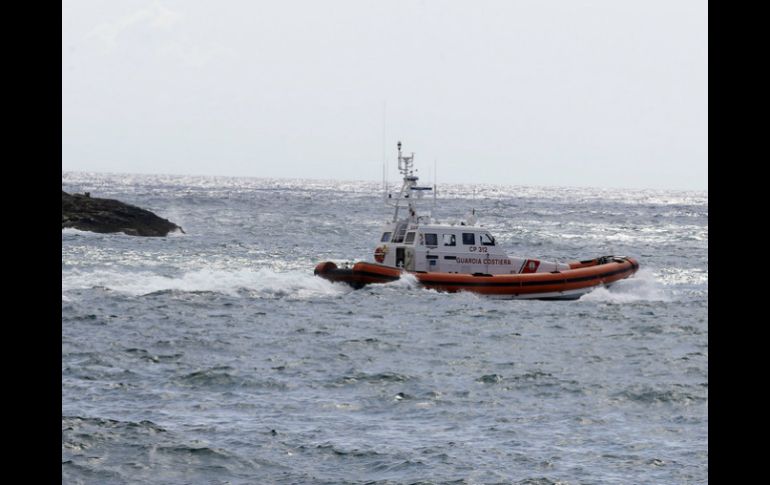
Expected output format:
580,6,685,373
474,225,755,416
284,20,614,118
62,191,184,237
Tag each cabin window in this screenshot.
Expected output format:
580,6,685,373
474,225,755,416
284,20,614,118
462,233,475,245
404,232,416,244
480,233,495,246
381,232,392,242
423,233,438,247
443,234,456,246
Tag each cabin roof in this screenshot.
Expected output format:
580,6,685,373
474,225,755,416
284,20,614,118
409,224,490,232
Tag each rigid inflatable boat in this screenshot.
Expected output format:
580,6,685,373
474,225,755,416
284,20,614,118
314,142,639,300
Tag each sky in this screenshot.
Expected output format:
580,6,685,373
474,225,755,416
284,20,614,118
62,1,708,191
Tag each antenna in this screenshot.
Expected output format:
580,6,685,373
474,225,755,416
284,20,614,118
472,187,476,223
433,158,437,213
382,101,387,200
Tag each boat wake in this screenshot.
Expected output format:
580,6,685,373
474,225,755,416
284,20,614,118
62,267,351,299
383,272,421,289
579,268,669,303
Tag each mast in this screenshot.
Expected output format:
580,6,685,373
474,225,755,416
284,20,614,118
433,158,437,214
388,141,431,223
382,101,387,201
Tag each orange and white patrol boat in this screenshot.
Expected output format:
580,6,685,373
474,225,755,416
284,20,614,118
314,142,639,300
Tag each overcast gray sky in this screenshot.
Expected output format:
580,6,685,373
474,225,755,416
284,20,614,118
62,1,707,190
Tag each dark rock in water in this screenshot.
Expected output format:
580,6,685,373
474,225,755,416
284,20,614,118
62,191,184,237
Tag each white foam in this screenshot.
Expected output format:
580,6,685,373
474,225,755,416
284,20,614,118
654,267,709,286
383,272,420,289
62,227,186,238
62,228,107,237
165,227,188,237
579,268,670,303
62,267,350,299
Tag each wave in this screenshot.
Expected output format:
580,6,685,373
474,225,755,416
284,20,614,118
62,227,186,238
332,371,413,387
579,268,670,303
614,385,706,404
62,415,168,434
62,228,106,236
61,267,351,299
175,367,287,390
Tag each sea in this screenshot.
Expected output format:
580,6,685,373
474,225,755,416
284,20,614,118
62,172,708,484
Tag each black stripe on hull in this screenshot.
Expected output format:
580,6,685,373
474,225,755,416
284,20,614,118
417,265,635,288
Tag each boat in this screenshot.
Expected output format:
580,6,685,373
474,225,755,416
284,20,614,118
314,142,639,300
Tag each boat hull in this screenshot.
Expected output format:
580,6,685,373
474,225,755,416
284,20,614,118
314,257,640,299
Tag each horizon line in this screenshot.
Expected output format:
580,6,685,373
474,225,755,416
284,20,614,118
61,169,708,194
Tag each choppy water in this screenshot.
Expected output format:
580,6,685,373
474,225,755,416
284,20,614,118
62,172,708,484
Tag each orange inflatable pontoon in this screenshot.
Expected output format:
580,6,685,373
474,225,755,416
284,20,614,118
315,256,638,300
